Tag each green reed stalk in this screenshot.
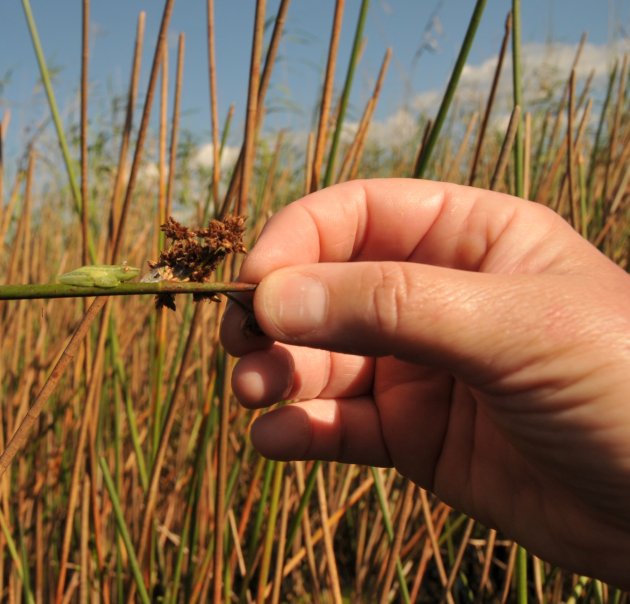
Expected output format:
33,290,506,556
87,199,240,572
530,111,550,198
510,2,528,599
323,0,370,187
437,512,467,546
370,467,411,603
110,321,149,490
256,462,285,603
100,458,151,604
171,403,217,604
587,61,618,215
21,0,96,262
203,105,235,223
179,357,222,601
0,511,34,604
112,347,126,602
414,0,487,178
18,521,34,604
512,0,524,197
171,384,220,604
286,460,319,549
0,281,256,301
239,459,275,603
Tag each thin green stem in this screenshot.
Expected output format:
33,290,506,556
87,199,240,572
99,457,151,604
516,545,528,603
239,460,275,603
0,511,34,604
512,1,527,598
110,320,149,490
0,281,256,301
203,106,234,223
256,462,284,603
587,61,618,211
512,0,524,197
286,460,319,549
414,0,488,178
323,0,370,187
21,0,96,261
370,468,411,604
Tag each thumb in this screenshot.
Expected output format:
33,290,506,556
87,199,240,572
253,261,556,386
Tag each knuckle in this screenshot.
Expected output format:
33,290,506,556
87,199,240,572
367,263,410,336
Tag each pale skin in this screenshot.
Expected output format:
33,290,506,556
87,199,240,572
220,179,630,588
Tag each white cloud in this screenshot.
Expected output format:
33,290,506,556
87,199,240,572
366,107,419,147
432,40,628,108
141,41,627,180
193,143,240,173
362,41,628,146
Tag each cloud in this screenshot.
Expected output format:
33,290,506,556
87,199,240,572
193,143,240,173
458,41,626,99
360,40,628,147
365,107,420,148
139,41,627,182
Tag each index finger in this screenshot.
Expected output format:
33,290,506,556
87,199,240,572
238,178,566,283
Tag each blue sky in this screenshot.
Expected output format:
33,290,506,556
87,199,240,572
1,1,629,166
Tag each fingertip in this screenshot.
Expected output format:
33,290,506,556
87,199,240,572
251,398,392,467
232,347,295,408
220,298,274,357
250,406,311,461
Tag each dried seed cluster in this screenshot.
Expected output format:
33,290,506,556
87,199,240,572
151,214,247,310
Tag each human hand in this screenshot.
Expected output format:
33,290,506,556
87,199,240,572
220,178,630,587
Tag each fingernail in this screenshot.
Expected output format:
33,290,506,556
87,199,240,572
260,272,328,337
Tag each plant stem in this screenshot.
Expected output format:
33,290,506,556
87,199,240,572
512,0,524,197
414,0,488,178
370,468,411,604
0,281,256,301
99,458,151,604
21,0,96,261
323,0,370,187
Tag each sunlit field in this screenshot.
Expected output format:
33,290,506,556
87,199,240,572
0,1,629,602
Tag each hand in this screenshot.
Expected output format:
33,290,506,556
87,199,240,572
220,178,630,588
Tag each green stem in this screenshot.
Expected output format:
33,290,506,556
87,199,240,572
0,281,256,301
0,511,34,604
21,0,96,261
512,0,524,197
256,462,285,602
414,0,488,178
203,105,235,224
286,460,319,549
516,545,528,603
323,0,370,187
99,457,151,604
239,460,275,603
370,468,411,604
513,3,528,599
110,319,149,490
587,61,618,213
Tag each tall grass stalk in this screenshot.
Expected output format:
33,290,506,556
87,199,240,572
100,458,151,604
323,0,369,187
21,0,96,261
511,0,524,198
513,6,527,598
311,0,345,191
413,0,488,178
